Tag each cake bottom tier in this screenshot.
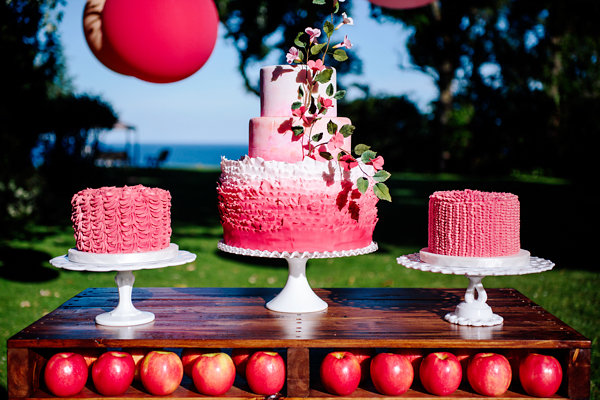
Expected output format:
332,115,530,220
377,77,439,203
218,157,379,253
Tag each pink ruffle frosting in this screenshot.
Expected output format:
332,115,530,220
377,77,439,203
427,189,520,257
71,185,172,254
218,158,378,253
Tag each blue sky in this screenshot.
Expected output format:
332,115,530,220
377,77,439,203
58,0,437,145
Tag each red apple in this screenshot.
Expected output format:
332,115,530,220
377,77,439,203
91,351,135,396
394,349,423,382
370,353,414,395
344,348,374,382
320,351,361,396
519,353,563,397
181,348,212,377
467,353,512,396
129,348,148,381
419,352,462,396
231,348,254,377
44,352,88,397
245,351,286,395
139,350,183,396
192,352,236,395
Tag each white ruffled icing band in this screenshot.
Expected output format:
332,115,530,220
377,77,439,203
419,248,531,268
218,240,378,259
220,156,375,183
68,243,179,265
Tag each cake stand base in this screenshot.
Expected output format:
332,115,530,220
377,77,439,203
443,275,503,326
218,241,378,314
266,258,328,313
397,251,555,327
95,270,155,326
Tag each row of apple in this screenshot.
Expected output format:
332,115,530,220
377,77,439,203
322,349,563,398
42,347,563,398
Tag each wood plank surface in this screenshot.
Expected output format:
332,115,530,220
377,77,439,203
8,288,590,349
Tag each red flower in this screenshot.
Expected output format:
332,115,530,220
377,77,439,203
307,59,325,73
318,96,334,110
339,154,358,171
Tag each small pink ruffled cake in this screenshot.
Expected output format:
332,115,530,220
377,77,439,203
427,189,520,257
71,185,172,254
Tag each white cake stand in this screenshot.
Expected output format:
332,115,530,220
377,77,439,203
49,244,196,326
218,241,378,313
396,249,555,326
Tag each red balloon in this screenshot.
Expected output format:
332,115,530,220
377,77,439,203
369,0,436,9
83,0,138,76
101,0,219,83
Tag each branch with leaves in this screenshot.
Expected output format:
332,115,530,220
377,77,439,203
284,0,392,202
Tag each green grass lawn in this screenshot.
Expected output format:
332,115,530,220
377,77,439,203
1,167,597,398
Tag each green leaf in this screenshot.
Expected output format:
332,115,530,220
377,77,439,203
372,170,391,183
298,85,304,99
354,144,371,156
333,90,346,100
320,151,333,160
373,183,392,202
361,150,378,163
294,32,307,48
314,68,333,83
312,132,323,142
357,177,369,194
292,126,305,137
291,101,302,110
327,120,338,135
310,43,327,55
339,124,355,137
313,0,326,4
333,49,348,62
324,21,335,37
326,83,334,97
333,0,340,13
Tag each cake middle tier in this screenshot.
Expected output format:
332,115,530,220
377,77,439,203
249,116,352,162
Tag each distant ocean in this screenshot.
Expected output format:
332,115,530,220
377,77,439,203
124,143,248,169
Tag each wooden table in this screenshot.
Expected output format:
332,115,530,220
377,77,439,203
7,288,591,399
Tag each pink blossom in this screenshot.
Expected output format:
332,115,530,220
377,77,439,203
342,12,354,25
339,154,358,171
318,96,334,109
307,59,325,73
286,47,299,64
292,105,310,125
328,132,345,151
367,155,385,170
333,35,352,49
305,27,321,44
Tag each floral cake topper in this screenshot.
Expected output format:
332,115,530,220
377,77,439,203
286,0,392,202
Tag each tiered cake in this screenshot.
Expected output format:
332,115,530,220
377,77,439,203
218,65,379,253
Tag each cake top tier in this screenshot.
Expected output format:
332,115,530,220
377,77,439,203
430,189,518,203
260,65,337,117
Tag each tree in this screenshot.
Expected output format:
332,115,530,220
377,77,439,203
1,0,117,230
373,0,600,177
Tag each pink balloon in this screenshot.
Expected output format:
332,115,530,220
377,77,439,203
101,0,219,83
82,0,138,76
369,0,435,9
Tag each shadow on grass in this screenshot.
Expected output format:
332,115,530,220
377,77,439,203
0,245,59,282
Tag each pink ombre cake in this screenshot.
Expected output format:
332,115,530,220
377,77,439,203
218,65,379,253
426,189,521,258
71,185,172,254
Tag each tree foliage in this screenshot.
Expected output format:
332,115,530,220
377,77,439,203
1,0,117,229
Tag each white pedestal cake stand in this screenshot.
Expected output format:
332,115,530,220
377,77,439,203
218,241,378,313
49,244,196,327
396,249,555,326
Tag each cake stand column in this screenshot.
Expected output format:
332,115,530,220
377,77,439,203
95,270,155,327
266,257,328,313
444,274,503,326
